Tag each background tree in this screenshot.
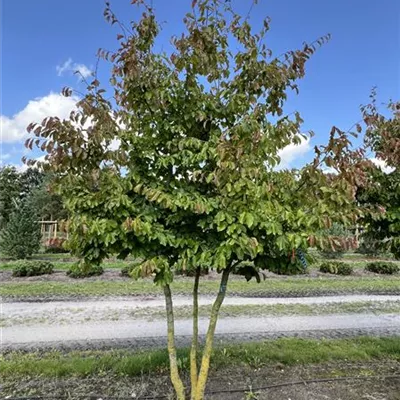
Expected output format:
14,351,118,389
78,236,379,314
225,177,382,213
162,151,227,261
0,199,41,259
0,166,66,230
29,173,68,222
358,98,400,258
318,222,353,259
0,166,22,229
26,0,373,398
19,168,45,199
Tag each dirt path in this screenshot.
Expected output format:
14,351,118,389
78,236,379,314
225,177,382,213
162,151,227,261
2,294,400,351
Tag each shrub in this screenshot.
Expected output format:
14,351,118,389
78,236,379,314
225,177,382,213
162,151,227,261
356,238,383,257
120,261,144,277
319,261,353,276
44,238,68,254
120,265,133,277
319,250,344,259
175,268,209,277
67,262,104,278
365,262,399,275
12,260,54,277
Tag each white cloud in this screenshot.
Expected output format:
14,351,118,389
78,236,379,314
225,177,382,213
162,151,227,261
277,136,311,169
56,58,73,76
56,58,92,79
0,92,78,143
370,157,395,174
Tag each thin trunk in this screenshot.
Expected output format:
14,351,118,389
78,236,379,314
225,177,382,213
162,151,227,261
190,267,201,400
195,267,231,399
164,285,186,400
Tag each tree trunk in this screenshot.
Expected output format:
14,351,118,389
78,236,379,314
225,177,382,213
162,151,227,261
190,267,201,400
163,284,186,400
194,266,231,399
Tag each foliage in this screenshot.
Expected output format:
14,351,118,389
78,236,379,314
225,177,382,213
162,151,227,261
18,168,45,198
318,223,354,259
254,251,312,275
12,260,54,277
29,173,67,221
25,0,376,398
356,237,385,257
0,167,21,229
120,260,142,277
120,265,133,277
0,166,66,230
44,238,68,253
365,261,399,275
66,262,104,278
319,261,353,275
358,98,400,259
0,200,41,259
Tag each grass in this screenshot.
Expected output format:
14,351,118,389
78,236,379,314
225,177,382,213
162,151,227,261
1,337,399,378
1,275,400,298
146,300,400,319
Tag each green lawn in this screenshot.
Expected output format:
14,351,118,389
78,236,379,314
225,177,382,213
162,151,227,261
1,275,400,298
2,337,399,378
136,300,400,319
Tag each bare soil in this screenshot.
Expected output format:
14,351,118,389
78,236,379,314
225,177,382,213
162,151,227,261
1,360,399,399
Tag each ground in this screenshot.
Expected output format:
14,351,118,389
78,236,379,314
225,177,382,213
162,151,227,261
1,252,399,399
2,359,400,399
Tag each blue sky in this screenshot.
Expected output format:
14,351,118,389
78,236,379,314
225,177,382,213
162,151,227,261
1,0,399,169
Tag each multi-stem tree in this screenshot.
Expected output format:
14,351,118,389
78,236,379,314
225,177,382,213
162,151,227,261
25,1,373,398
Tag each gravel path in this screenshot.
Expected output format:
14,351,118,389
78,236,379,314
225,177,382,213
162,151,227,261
3,295,400,326
1,294,400,351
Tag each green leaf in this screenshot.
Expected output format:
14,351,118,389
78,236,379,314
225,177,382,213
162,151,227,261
245,213,255,228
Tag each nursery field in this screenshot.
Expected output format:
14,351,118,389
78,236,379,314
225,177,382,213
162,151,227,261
1,252,399,399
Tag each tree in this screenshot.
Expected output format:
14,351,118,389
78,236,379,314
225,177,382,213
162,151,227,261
29,174,67,222
0,200,41,259
0,166,47,229
26,1,373,398
0,166,21,229
19,168,45,199
318,222,353,259
358,98,400,258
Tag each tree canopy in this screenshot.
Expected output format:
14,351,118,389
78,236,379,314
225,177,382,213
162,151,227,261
25,0,377,397
0,200,41,259
357,99,400,258
0,166,66,228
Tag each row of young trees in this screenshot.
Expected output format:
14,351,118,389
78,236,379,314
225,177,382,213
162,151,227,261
16,0,400,397
0,167,66,258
